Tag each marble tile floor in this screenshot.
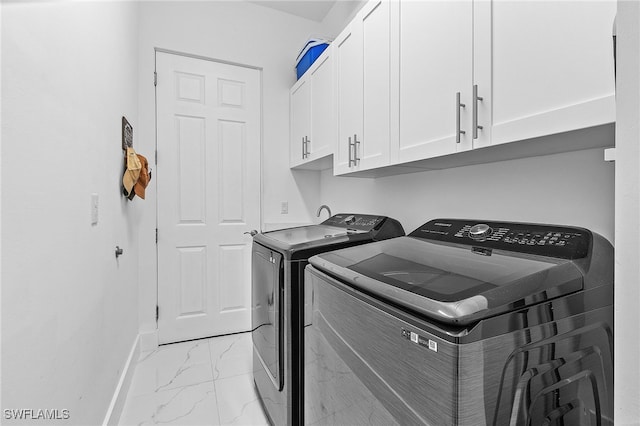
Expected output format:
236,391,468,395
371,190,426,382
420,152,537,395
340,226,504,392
119,332,269,426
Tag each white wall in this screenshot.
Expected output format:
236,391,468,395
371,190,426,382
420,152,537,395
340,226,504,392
135,0,335,337
320,0,366,39
321,142,615,242
615,1,640,423
1,2,140,425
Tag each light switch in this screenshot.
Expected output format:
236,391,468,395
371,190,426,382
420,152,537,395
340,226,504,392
281,201,288,214
91,193,99,225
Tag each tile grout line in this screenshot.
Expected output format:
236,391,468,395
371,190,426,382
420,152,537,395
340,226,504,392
207,337,223,426
207,337,222,425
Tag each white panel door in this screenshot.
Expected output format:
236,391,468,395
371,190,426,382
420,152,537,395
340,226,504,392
397,0,473,162
156,52,260,344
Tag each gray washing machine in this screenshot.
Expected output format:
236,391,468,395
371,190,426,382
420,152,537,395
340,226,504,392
305,218,613,425
250,214,405,425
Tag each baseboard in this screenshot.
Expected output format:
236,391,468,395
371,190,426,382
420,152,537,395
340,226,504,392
102,334,140,426
139,329,159,353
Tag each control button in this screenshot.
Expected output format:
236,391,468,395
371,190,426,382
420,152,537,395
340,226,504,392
469,223,492,240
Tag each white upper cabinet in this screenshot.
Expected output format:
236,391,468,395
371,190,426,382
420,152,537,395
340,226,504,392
290,48,334,169
395,0,473,163
333,20,361,174
394,0,616,164
334,0,394,175
295,0,617,176
360,0,393,170
309,53,335,162
290,77,310,167
473,0,616,148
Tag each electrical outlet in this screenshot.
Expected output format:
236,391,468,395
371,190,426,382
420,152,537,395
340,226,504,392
91,193,99,225
281,201,288,214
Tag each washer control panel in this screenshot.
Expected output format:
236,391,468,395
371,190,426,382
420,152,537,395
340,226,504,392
410,219,591,259
322,213,384,231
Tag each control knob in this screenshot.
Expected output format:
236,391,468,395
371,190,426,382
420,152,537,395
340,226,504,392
469,223,492,240
344,215,357,225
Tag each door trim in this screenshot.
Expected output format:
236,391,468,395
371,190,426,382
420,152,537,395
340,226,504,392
154,47,263,71
153,48,264,338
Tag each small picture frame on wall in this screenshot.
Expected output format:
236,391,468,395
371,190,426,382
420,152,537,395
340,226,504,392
122,116,133,150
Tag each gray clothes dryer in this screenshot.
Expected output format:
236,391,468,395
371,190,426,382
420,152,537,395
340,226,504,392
250,213,404,425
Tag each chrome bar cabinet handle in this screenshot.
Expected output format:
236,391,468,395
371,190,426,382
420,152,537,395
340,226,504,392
353,134,360,165
348,136,353,166
473,84,483,140
456,92,465,143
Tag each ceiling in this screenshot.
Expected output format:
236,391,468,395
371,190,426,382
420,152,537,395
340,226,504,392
247,0,338,22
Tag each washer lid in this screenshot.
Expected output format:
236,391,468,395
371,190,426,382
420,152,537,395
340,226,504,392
309,236,583,324
259,225,357,246
252,214,404,258
254,225,367,252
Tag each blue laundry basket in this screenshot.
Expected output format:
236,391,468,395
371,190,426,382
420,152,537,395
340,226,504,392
295,40,330,80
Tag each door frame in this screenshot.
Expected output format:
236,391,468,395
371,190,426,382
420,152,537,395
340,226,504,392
153,48,264,342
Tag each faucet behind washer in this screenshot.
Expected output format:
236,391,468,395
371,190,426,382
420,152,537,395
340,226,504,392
316,205,332,218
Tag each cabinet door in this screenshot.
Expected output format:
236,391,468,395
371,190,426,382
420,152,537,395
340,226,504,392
309,52,334,160
290,77,310,167
334,0,393,175
334,20,363,175
474,0,616,147
397,0,473,163
358,0,392,171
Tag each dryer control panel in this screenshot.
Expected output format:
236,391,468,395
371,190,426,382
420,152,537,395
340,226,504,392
409,219,591,259
322,214,384,231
